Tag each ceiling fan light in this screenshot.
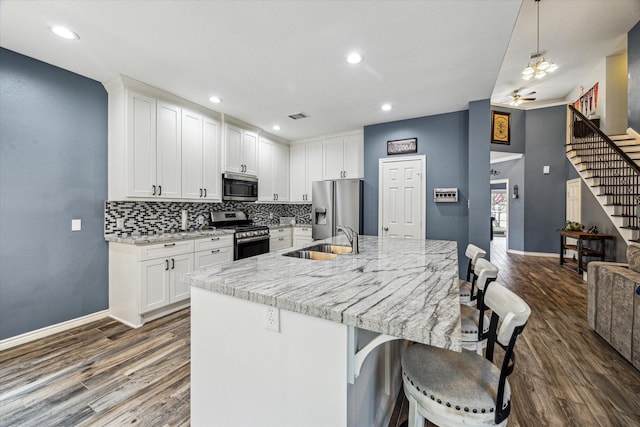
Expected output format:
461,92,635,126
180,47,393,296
538,60,550,71
522,73,533,81
546,62,558,72
535,70,547,79
522,66,534,75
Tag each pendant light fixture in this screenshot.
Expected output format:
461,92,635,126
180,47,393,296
522,0,557,80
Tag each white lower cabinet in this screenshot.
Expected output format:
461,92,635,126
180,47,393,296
140,252,193,313
270,227,293,252
110,236,231,328
194,235,234,269
293,226,313,246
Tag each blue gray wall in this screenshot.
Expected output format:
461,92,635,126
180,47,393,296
490,107,526,155
629,20,640,131
523,105,567,253
363,110,470,275
468,100,491,258
490,158,525,252
0,48,108,340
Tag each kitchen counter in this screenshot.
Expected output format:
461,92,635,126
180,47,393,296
187,235,460,427
104,228,233,245
188,235,460,427
184,235,460,349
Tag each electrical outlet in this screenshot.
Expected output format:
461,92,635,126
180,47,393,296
269,213,274,219
197,215,204,225
265,307,280,332
116,218,125,229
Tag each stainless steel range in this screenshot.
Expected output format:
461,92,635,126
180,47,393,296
210,211,270,260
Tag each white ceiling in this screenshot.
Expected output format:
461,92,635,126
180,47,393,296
0,1,638,141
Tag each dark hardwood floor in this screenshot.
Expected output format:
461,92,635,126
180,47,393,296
2,237,639,426
389,237,640,427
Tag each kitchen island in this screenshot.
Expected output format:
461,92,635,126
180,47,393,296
183,235,460,427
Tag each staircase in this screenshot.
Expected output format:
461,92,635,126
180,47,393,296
566,105,639,244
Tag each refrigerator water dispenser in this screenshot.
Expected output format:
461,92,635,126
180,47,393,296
315,207,327,225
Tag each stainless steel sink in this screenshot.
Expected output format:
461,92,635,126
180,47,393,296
282,250,338,261
303,244,352,255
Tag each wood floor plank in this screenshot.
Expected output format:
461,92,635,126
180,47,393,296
1,237,639,426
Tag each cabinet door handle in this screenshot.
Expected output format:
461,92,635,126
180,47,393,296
278,237,284,241
158,185,162,196
204,188,207,197
171,258,175,269
165,259,169,270
211,237,220,241
152,185,156,196
211,249,220,254
200,188,203,197
164,243,176,247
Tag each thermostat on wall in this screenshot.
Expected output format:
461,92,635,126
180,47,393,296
434,188,458,203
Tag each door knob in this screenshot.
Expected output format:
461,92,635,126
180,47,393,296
383,227,389,231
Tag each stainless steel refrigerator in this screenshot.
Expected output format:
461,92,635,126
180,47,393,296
312,179,363,240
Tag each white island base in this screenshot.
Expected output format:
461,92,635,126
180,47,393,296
191,287,404,427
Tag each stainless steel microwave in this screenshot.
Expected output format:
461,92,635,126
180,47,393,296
222,172,258,202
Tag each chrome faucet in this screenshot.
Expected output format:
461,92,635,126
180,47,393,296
336,225,359,254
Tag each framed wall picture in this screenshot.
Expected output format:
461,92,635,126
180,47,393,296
387,138,417,155
491,111,510,144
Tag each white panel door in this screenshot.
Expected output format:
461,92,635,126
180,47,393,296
306,143,324,201
289,144,307,202
202,117,221,200
181,109,203,199
243,131,259,176
343,133,364,178
225,125,243,173
169,253,194,303
258,138,274,201
566,178,582,223
274,142,290,201
323,137,345,180
380,157,424,239
139,258,170,313
127,92,156,197
156,101,182,198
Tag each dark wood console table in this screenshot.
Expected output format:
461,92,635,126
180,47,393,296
559,230,612,274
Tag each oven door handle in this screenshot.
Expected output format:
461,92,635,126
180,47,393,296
236,235,270,244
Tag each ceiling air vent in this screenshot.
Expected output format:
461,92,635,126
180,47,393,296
288,112,309,120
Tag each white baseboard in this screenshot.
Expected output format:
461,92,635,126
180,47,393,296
506,249,558,257
0,310,110,351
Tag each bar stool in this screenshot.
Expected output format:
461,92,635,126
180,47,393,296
402,282,531,427
460,258,499,355
459,244,487,305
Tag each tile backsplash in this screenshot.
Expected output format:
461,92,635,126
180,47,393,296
105,201,311,236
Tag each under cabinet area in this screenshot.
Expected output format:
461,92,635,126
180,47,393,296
109,235,233,327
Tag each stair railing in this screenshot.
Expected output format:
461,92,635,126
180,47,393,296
567,105,639,238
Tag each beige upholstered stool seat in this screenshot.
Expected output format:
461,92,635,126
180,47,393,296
402,344,510,419
402,282,531,427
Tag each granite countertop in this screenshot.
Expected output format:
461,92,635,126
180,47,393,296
269,224,312,229
104,229,234,245
183,235,461,350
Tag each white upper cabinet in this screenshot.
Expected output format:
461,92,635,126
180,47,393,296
182,109,221,200
322,132,364,180
290,142,323,202
225,124,259,176
259,137,289,202
126,92,181,198
127,92,156,197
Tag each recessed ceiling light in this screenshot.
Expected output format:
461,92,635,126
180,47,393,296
209,96,222,104
272,125,281,131
346,52,363,64
50,26,79,40
381,103,392,111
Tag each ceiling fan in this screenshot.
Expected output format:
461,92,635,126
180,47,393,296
508,90,536,106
